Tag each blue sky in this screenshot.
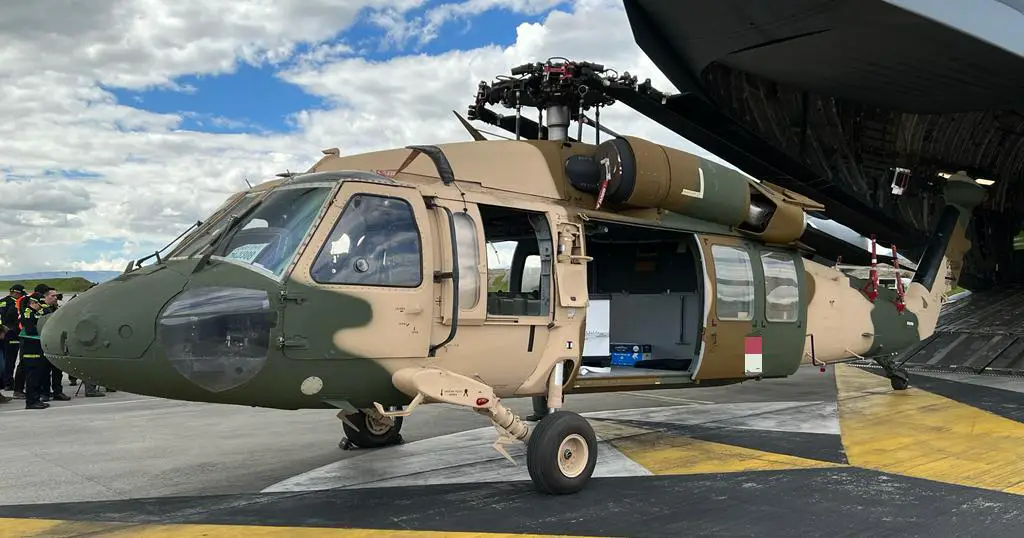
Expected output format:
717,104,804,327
107,2,566,135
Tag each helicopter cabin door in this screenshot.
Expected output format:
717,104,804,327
750,244,806,377
281,180,436,361
692,234,762,381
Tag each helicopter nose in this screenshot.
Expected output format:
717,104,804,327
41,263,191,384
42,260,280,399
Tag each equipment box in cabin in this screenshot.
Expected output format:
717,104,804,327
609,343,653,366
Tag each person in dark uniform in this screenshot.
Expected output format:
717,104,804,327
11,284,49,399
0,320,8,404
36,286,70,401
18,294,50,410
0,284,25,398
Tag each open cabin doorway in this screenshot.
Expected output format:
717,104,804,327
578,218,705,381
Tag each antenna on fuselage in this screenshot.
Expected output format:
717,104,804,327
453,110,487,141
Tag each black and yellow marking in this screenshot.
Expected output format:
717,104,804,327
2,365,1023,536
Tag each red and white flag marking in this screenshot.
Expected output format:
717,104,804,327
744,336,763,375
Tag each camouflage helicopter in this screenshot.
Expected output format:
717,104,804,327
38,59,986,496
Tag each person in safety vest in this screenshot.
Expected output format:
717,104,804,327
10,284,48,399
35,286,70,401
18,293,51,410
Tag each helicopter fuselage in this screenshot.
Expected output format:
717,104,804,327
38,137,981,414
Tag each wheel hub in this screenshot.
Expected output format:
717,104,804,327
557,433,588,478
365,414,392,435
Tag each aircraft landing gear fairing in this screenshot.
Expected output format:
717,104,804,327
373,362,598,495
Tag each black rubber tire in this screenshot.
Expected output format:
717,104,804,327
526,411,598,495
342,410,403,448
891,372,910,391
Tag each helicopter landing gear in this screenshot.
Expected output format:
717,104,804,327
527,411,598,495
372,362,596,495
526,395,549,421
871,353,911,391
339,408,404,450
889,368,910,391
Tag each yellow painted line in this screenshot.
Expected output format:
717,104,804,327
0,518,591,538
834,363,1024,495
608,432,844,475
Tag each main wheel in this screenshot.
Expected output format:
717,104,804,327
342,410,403,448
526,411,598,495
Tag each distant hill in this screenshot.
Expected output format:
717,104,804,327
0,271,120,284
488,265,540,292
0,277,96,293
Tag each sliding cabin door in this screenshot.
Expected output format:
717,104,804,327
693,234,761,381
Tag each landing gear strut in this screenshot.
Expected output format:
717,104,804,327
526,395,548,421
339,408,404,450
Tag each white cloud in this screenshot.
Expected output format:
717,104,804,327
0,0,737,275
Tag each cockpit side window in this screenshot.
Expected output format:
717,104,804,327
309,194,423,287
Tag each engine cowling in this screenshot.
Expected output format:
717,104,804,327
565,136,817,245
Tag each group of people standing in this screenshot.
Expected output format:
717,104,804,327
0,283,108,409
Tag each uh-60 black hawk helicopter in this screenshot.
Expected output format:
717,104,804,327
38,58,985,495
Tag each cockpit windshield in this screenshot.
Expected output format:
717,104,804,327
172,185,333,278
169,192,265,259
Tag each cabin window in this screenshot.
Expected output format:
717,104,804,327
309,194,423,287
522,254,541,292
452,211,481,309
761,251,799,322
711,244,754,321
480,205,551,317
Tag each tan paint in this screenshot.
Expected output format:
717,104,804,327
288,180,438,360
802,260,876,361
755,196,806,245
943,220,972,284
746,182,811,245
313,141,566,201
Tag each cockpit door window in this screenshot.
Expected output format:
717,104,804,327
309,194,423,287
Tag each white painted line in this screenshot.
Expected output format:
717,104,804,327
914,371,1024,394
262,425,650,493
0,397,168,413
264,400,841,493
622,391,714,405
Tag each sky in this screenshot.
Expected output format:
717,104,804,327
0,0,859,274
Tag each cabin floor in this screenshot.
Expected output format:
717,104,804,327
2,364,1022,537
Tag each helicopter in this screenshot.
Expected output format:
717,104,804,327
37,58,986,496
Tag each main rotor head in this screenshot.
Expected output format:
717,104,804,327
467,57,643,142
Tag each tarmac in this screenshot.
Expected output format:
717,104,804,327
0,363,1022,537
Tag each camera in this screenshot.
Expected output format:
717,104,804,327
56,293,64,301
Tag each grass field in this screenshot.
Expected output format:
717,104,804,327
0,277,96,294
